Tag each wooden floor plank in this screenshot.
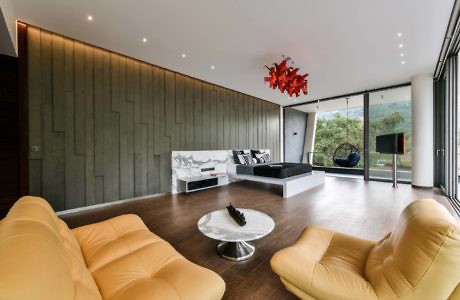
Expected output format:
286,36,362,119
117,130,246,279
61,177,454,300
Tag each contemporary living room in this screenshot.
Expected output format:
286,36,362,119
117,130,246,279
1,0,460,299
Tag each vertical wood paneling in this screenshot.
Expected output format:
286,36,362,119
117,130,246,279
175,74,186,150
41,103,65,210
202,83,210,150
165,70,175,139
28,27,42,160
74,42,86,156
102,50,117,203
51,33,65,133
209,86,218,149
93,49,104,178
193,80,203,150
217,88,224,149
110,54,121,113
231,92,237,147
27,26,280,210
239,94,244,147
134,61,147,196
42,30,67,210
64,40,85,209
184,77,194,150
120,56,135,199
146,67,156,194
84,44,96,206
28,160,42,195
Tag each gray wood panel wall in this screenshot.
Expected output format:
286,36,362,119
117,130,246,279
27,26,280,210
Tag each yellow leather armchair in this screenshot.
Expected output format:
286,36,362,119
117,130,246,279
0,196,225,300
270,199,460,299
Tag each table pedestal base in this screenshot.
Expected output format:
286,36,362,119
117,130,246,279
216,241,255,261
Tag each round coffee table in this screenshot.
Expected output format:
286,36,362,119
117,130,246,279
197,208,275,261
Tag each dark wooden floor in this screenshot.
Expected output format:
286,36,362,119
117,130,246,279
61,177,455,300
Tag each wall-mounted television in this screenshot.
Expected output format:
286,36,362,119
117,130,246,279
376,132,406,155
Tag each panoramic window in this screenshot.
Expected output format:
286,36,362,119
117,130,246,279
312,96,364,169
369,86,412,182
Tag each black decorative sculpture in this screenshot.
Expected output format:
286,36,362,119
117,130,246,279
226,203,246,226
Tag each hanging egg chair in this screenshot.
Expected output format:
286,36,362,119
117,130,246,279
333,142,361,168
332,98,361,168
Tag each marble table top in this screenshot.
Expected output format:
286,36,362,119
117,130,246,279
197,209,275,242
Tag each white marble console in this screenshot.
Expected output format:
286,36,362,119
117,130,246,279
171,150,269,193
171,150,232,193
178,174,229,193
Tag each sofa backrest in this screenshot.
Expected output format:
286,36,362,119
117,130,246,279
365,199,460,299
0,196,101,300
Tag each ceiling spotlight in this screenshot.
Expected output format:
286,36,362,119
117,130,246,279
401,61,406,65
142,38,147,43
211,65,215,70
397,32,403,37
181,53,186,58
400,53,405,57
399,44,404,48
87,15,93,21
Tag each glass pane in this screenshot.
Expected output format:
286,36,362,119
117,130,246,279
312,95,364,169
369,86,412,182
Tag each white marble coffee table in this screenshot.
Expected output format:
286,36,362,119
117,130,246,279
197,209,275,261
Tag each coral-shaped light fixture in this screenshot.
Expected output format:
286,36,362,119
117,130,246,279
264,57,308,98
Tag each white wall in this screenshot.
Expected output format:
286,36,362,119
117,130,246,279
411,74,434,187
284,108,308,163
303,112,317,164
280,107,284,162
0,0,16,56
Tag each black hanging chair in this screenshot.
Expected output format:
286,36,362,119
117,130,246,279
332,98,361,168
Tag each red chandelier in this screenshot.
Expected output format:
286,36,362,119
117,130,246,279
264,58,309,97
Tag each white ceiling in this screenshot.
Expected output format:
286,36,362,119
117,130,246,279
294,85,411,113
11,0,454,106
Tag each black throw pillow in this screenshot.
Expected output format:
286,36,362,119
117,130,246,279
232,150,245,164
250,149,262,158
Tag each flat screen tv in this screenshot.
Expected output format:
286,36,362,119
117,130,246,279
376,132,406,155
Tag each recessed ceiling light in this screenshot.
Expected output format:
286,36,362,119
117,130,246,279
87,15,93,21
182,54,186,58
401,61,406,65
142,38,147,43
211,65,215,70
399,44,404,48
397,32,403,37
400,53,405,57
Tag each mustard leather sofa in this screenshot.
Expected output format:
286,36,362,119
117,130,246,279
270,199,460,299
0,196,225,300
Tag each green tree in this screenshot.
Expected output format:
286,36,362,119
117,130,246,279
312,102,412,169
369,111,404,150
313,113,363,167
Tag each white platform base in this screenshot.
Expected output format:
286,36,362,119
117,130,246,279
229,171,325,198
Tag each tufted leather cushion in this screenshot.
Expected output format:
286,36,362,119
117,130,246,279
0,196,101,300
271,225,377,299
271,199,460,299
0,196,225,300
366,199,460,299
73,214,226,300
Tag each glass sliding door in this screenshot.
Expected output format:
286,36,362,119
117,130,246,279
368,86,412,182
312,95,364,173
434,75,446,190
